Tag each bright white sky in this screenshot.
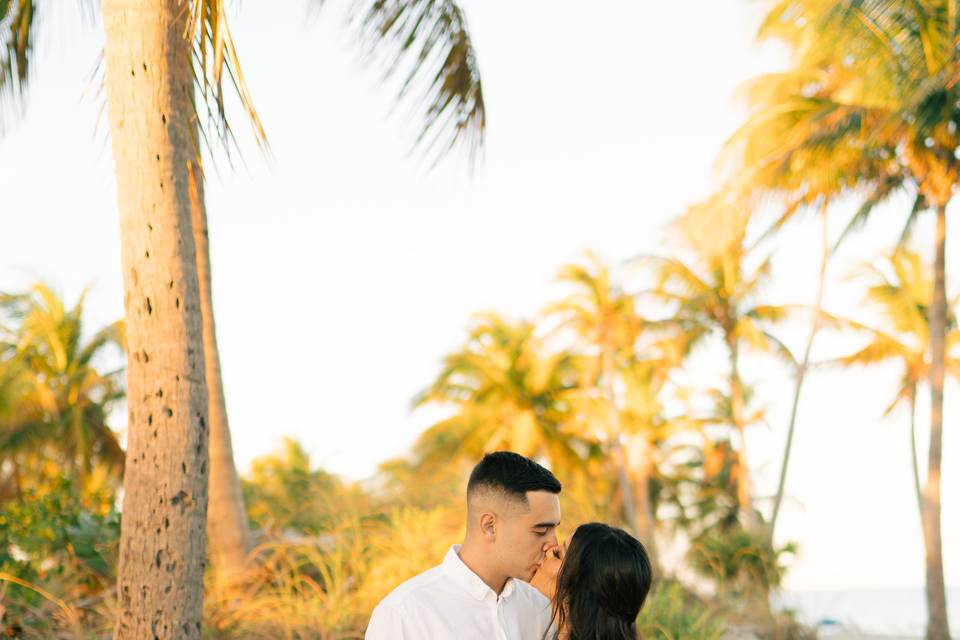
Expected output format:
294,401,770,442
1,0,956,593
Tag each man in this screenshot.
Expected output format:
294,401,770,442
365,451,563,639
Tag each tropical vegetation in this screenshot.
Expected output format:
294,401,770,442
1,0,957,638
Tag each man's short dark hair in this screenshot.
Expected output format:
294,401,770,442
467,451,561,503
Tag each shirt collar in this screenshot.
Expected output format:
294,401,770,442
443,545,516,601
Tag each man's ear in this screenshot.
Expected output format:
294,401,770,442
479,512,497,541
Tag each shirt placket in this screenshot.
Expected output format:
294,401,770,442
492,593,509,640
484,591,509,640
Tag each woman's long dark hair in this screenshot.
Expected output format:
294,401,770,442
550,523,653,640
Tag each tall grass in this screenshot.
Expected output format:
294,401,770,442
203,506,463,640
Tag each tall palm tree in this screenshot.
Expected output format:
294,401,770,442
544,255,655,552
4,2,485,633
754,3,958,635
720,63,907,539
642,196,792,530
829,250,960,520
768,202,828,540
3,8,221,620
187,153,255,586
413,313,584,471
607,356,680,566
0,284,124,489
100,5,215,636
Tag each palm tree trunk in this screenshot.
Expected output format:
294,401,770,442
602,351,643,541
922,204,950,640
103,2,210,638
632,436,658,563
611,441,639,530
770,203,829,538
909,383,922,521
726,333,755,527
187,164,254,584
603,349,655,558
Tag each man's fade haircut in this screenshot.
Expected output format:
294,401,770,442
467,451,561,506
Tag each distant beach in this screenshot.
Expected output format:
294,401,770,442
776,587,960,639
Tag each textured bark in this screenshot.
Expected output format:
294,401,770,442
923,204,950,640
188,163,254,582
102,1,210,638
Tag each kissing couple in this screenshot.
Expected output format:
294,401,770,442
365,451,653,640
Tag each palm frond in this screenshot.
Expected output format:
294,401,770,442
747,304,791,324
0,0,35,132
898,191,930,246
186,0,268,154
813,306,879,334
881,379,915,417
350,0,485,168
636,255,712,299
737,254,774,299
762,330,798,366
833,333,915,368
751,194,807,248
834,174,908,250
731,317,795,365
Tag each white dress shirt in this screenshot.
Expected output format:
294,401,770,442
365,545,554,640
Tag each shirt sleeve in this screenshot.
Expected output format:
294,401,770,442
365,601,406,640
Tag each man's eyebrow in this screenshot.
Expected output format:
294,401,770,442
532,521,560,529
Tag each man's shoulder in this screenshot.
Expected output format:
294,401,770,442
372,564,449,612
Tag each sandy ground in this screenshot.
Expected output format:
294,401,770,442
723,631,924,639
830,636,920,640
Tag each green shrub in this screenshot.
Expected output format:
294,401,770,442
636,579,726,640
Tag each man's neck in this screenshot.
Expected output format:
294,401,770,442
458,540,508,595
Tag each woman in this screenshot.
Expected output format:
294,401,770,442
539,523,653,640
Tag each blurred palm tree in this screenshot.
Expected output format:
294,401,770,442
687,524,795,611
546,254,671,558
666,437,743,536
658,382,767,536
413,314,586,472
753,3,960,634
0,346,38,502
241,438,370,537
0,284,124,496
374,454,468,512
828,250,960,520
642,197,792,529
720,63,906,538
